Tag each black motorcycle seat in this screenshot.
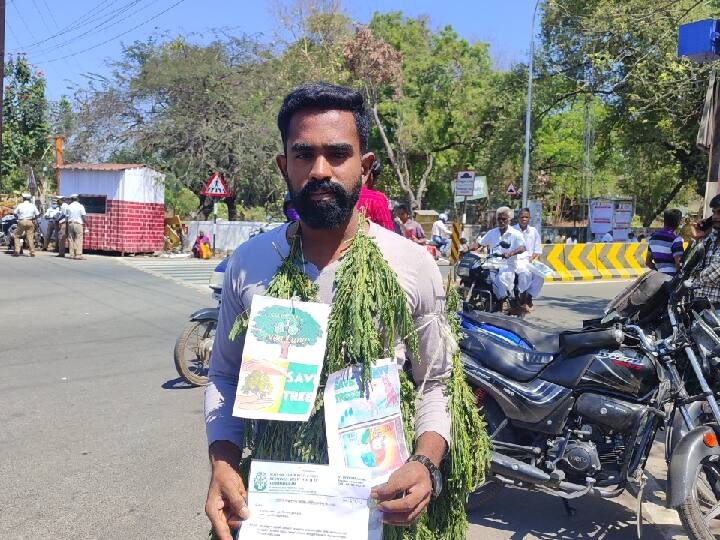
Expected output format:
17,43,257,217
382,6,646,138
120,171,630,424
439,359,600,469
463,310,562,354
460,325,555,382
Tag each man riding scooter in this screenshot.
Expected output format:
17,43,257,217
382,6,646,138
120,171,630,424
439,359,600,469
477,206,526,312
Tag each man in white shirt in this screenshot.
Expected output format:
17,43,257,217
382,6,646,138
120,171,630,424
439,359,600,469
431,213,451,255
65,194,87,260
514,207,544,312
42,198,63,251
478,206,525,305
600,231,614,243
12,192,39,257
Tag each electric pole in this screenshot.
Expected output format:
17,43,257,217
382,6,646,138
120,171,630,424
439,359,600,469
0,0,5,190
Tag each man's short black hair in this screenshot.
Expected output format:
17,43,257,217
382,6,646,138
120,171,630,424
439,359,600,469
710,194,720,209
519,207,531,215
663,208,682,229
277,82,370,153
395,203,410,214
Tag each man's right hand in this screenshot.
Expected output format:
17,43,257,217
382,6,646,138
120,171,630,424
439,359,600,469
206,441,250,540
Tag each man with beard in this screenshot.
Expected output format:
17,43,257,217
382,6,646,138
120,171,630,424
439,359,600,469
204,82,451,540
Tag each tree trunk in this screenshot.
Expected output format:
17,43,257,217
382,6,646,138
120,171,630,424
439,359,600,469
226,196,238,221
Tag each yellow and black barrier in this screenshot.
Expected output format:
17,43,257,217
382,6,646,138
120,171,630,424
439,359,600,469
449,223,462,264
538,242,649,282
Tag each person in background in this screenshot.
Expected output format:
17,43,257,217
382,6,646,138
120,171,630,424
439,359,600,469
513,207,543,312
431,213,451,255
601,231,614,242
356,158,394,230
637,234,646,243
193,230,212,258
646,208,684,276
627,231,636,242
692,195,720,308
565,235,577,245
459,237,471,254
42,197,63,251
66,194,87,260
478,206,525,309
395,203,426,245
12,192,39,257
56,196,70,257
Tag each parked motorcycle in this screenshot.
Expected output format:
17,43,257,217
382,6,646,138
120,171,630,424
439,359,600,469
461,307,688,519
173,256,228,386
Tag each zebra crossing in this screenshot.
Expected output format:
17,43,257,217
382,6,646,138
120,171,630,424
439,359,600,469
120,257,220,291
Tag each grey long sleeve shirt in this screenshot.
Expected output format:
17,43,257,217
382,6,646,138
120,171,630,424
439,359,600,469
204,221,453,450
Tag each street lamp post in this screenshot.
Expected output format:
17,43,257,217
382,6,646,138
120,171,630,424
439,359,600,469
522,0,542,209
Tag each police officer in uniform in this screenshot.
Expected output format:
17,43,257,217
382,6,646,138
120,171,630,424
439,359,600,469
66,194,87,260
12,193,39,257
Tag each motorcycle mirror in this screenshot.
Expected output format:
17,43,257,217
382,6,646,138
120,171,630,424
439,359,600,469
499,241,511,249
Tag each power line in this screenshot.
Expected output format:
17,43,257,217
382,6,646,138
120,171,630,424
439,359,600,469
9,0,124,53
35,0,187,65
29,0,163,58
11,0,38,42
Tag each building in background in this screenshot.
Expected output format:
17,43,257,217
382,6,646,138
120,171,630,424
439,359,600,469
58,163,165,254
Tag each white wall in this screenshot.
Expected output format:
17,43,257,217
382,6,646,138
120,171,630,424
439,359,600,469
185,220,283,252
59,167,164,203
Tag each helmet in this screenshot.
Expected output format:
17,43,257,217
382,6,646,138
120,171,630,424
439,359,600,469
439,213,448,222
21,192,31,200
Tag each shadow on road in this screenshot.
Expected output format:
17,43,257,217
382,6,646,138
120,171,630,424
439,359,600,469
468,485,669,539
161,377,198,390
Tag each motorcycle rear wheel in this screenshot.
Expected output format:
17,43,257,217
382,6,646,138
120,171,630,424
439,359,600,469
174,319,216,386
677,458,720,539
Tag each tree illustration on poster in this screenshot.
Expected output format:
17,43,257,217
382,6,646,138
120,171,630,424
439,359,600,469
252,306,323,359
241,371,273,399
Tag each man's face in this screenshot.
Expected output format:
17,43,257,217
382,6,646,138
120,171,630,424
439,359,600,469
276,109,373,229
397,209,409,223
497,212,509,231
518,212,530,229
712,206,720,231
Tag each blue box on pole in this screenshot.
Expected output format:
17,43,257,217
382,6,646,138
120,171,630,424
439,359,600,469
678,19,720,62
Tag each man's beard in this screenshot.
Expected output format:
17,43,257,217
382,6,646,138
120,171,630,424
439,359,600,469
289,177,362,229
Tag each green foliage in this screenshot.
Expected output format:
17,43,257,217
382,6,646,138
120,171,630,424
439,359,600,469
2,56,51,192
164,183,199,218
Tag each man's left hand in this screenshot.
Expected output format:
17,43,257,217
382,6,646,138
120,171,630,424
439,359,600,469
371,461,432,526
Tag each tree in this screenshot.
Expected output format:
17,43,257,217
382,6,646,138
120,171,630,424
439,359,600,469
241,370,273,399
344,15,497,210
2,56,51,192
251,305,323,359
538,0,717,224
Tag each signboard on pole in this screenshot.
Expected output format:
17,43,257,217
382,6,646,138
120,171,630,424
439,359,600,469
453,175,487,203
454,171,476,197
201,172,230,198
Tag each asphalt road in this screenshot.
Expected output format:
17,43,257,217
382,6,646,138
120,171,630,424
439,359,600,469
0,254,685,539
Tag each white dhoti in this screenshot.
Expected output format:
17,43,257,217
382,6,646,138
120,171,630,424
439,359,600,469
516,259,544,299
491,261,516,300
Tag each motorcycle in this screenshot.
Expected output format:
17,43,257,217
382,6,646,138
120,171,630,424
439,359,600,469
460,299,697,529
173,256,228,386
456,246,527,316
1,214,44,254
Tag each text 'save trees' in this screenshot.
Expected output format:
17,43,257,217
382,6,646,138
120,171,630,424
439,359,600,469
251,306,323,359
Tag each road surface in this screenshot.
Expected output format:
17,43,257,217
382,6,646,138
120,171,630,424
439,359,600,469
0,253,686,539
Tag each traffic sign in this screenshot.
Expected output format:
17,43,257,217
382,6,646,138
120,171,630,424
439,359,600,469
201,173,230,198
506,183,518,196
454,171,476,197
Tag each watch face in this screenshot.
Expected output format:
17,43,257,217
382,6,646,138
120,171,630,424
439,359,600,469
431,469,443,496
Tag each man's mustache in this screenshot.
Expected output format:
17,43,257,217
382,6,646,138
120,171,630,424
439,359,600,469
299,179,346,199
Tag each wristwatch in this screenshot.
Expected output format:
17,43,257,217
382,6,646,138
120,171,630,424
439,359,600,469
407,454,443,498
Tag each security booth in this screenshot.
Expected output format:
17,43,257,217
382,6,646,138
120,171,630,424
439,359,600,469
58,163,165,254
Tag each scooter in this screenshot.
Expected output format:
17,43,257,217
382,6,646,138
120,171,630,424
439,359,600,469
173,256,228,386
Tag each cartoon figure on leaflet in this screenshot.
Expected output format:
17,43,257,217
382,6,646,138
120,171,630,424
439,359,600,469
361,426,389,468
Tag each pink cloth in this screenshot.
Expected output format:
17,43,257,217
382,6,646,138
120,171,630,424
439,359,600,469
356,185,394,231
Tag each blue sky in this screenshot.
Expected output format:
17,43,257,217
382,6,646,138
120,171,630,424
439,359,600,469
7,0,538,100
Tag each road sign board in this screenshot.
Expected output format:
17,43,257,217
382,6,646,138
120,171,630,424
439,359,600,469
454,171,476,197
201,173,230,197
453,175,487,203
506,183,517,196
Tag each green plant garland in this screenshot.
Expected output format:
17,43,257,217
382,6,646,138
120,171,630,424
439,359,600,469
215,218,490,540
